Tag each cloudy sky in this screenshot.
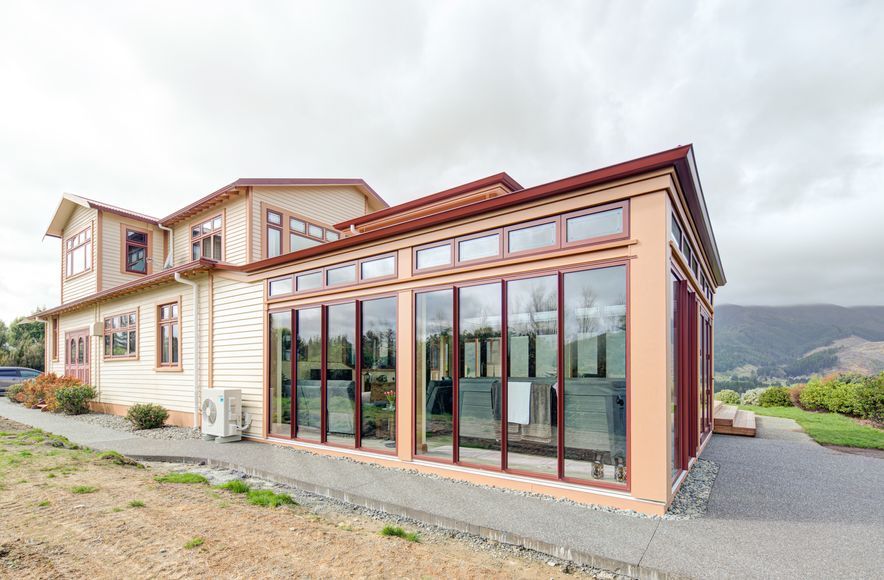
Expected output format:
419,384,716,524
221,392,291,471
0,0,882,321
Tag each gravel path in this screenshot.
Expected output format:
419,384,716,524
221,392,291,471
67,412,202,440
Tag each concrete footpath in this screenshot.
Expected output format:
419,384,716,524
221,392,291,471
2,399,882,579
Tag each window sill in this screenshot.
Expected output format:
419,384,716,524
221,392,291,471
103,356,139,362
154,366,183,373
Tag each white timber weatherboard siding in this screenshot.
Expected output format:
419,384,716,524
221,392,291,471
100,213,164,290
61,205,98,303
210,276,265,436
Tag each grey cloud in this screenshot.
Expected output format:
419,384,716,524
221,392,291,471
0,0,882,320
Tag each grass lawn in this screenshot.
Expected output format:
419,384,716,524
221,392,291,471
740,405,884,450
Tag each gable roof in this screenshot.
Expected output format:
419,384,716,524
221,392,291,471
159,178,388,226
45,193,159,238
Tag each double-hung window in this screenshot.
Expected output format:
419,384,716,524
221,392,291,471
191,215,223,261
65,226,92,277
104,311,137,359
125,228,149,274
157,302,181,368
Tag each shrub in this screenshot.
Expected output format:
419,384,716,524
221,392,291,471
6,382,24,401
714,389,740,405
15,373,83,411
740,388,767,406
789,384,806,408
55,384,96,415
852,373,884,423
799,377,829,411
126,403,168,430
758,386,792,407
826,381,861,415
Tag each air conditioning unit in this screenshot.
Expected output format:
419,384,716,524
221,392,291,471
201,388,251,443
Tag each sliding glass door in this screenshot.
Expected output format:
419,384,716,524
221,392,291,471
271,299,398,451
414,263,629,487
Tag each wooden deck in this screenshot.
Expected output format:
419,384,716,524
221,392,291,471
713,400,756,437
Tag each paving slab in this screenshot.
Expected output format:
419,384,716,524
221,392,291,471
2,399,882,579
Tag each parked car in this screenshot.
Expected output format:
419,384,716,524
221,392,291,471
0,367,42,396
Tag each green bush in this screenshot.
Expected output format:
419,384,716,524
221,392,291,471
798,377,829,411
758,386,792,407
852,373,883,422
55,384,96,415
740,387,767,406
714,389,740,405
126,403,169,430
6,382,24,401
826,381,861,415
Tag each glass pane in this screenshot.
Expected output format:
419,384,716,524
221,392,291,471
291,234,321,251
326,303,356,446
458,233,500,262
670,275,679,478
267,227,282,258
171,304,178,319
325,230,340,242
112,332,127,357
415,290,453,459
212,235,222,259
84,242,92,269
296,308,322,440
202,221,212,234
267,211,282,225
326,264,356,286
360,256,396,280
296,271,323,292
201,238,210,258
78,337,85,363
104,335,110,356
269,276,293,296
458,283,502,467
126,230,147,244
192,227,200,238
290,218,306,233
415,244,451,270
506,275,558,476
127,246,147,273
212,217,222,230
128,331,137,355
269,311,292,437
129,313,136,326
171,323,179,364
161,306,170,320
508,222,556,254
671,215,682,246
563,266,627,483
192,243,200,261
161,325,170,364
308,224,324,239
566,208,623,243
361,297,397,452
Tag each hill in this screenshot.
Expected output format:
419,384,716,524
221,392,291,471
714,304,884,382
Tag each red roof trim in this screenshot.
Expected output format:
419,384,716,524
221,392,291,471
334,172,522,230
235,144,726,285
39,260,216,316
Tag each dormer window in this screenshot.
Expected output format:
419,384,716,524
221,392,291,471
191,215,223,261
262,204,340,259
124,228,149,274
65,226,92,278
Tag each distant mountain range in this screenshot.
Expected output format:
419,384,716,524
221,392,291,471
715,304,884,381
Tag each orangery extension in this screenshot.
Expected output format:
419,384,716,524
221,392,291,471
36,145,724,515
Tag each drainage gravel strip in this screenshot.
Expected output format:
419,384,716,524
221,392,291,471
67,412,202,440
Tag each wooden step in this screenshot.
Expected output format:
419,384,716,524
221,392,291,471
713,404,737,427
714,408,756,437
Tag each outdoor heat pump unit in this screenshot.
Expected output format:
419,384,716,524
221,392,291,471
201,388,251,443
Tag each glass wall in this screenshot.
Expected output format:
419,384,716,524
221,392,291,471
506,275,559,476
296,308,322,441
563,266,627,483
415,290,454,459
269,311,292,437
326,303,356,446
361,297,397,451
458,283,502,467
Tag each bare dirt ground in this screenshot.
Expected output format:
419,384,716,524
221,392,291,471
0,417,597,579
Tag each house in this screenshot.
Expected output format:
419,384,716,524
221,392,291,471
36,145,724,515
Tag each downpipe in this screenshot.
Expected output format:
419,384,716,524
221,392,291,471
174,272,200,429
